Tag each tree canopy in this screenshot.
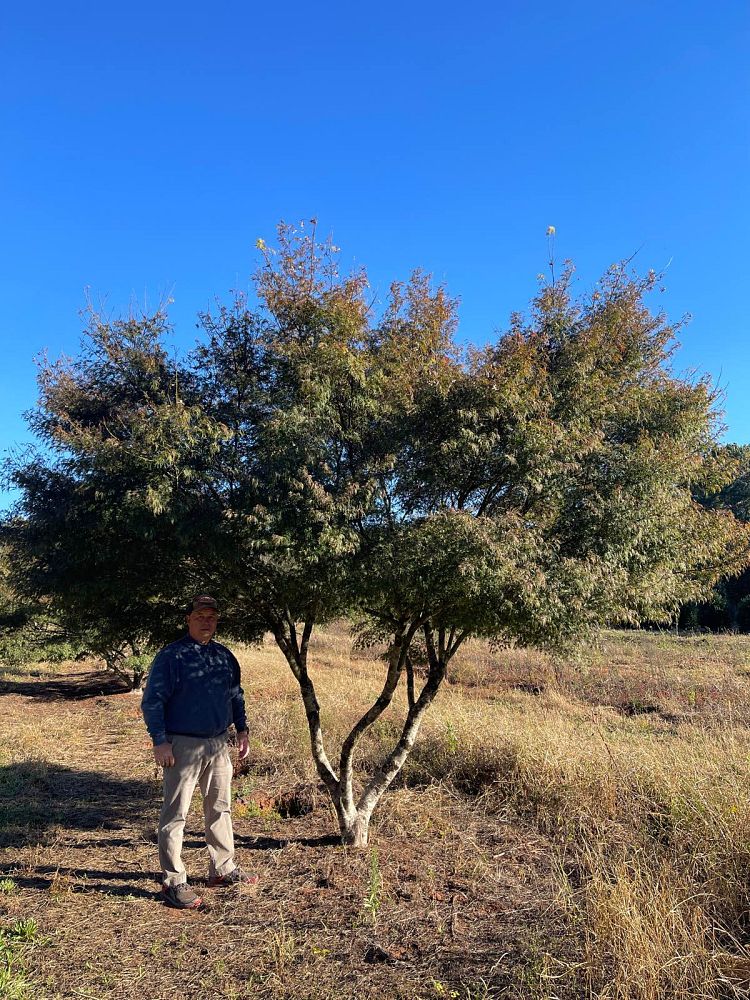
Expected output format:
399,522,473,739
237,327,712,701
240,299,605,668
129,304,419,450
4,224,748,843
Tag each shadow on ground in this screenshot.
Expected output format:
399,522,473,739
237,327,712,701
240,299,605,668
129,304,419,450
0,670,131,701
234,832,341,850
0,760,158,846
0,863,158,900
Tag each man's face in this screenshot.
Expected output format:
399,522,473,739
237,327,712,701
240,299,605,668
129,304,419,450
187,608,218,644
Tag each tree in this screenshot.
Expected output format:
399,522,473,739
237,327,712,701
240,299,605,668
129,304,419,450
331,262,750,843
3,307,225,686
177,236,750,846
5,228,749,847
700,444,750,523
680,444,750,631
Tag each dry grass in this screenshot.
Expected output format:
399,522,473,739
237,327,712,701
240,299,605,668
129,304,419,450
2,628,750,998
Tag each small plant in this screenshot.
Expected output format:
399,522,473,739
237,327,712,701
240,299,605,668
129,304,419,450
0,918,38,1000
232,779,282,821
269,914,297,979
362,848,383,925
444,720,459,755
233,798,282,822
0,879,16,895
0,963,31,1000
432,980,460,998
48,870,74,899
6,920,37,943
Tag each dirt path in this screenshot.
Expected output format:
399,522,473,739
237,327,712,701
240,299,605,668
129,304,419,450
0,663,578,999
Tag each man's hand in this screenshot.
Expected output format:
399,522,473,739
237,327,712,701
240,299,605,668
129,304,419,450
153,742,175,768
237,731,250,761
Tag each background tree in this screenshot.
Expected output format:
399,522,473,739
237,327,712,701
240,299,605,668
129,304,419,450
679,443,750,631
3,307,224,686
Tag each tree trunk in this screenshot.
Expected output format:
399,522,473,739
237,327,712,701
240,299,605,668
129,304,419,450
271,617,464,848
326,781,370,846
104,650,136,690
339,810,370,848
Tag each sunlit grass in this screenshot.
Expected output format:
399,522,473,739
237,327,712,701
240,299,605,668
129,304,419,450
235,626,750,998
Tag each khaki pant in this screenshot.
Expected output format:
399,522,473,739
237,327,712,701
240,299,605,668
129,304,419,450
159,733,236,887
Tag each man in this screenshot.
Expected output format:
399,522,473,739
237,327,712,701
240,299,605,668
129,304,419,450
141,594,257,909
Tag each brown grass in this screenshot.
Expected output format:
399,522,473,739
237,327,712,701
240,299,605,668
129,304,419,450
2,628,750,998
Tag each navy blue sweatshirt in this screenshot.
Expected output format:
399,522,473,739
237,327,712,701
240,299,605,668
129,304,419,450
141,635,248,746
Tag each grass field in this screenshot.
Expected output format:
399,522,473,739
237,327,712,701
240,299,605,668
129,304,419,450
2,627,750,999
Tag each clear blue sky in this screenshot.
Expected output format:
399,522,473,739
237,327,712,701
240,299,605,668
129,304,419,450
2,1,748,510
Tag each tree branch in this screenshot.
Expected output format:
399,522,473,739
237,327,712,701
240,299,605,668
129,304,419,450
338,621,419,811
447,629,468,659
270,620,338,792
355,640,447,818
405,653,416,710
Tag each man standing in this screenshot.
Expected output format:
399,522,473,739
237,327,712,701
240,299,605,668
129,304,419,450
141,594,257,909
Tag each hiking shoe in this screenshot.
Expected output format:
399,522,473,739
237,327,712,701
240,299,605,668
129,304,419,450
208,867,259,888
161,882,203,909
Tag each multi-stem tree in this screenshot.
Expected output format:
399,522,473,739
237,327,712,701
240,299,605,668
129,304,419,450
5,228,748,847
332,264,750,845
190,233,749,846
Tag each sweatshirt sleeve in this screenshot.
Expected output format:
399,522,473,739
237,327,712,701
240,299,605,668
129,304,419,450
141,648,176,746
229,652,248,734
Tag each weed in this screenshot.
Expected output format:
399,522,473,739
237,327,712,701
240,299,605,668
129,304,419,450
432,978,460,997
0,879,16,895
361,848,383,925
0,918,39,1000
444,720,459,755
269,914,297,979
233,798,282,822
0,964,32,1000
48,870,74,899
3,920,37,944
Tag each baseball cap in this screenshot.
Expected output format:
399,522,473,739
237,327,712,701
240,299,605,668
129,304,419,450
186,594,219,613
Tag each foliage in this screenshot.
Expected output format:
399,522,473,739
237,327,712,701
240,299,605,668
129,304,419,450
0,542,85,667
697,443,750,521
2,307,221,685
357,263,746,646
680,444,750,631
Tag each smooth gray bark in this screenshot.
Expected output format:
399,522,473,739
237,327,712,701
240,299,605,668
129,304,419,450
270,619,465,847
